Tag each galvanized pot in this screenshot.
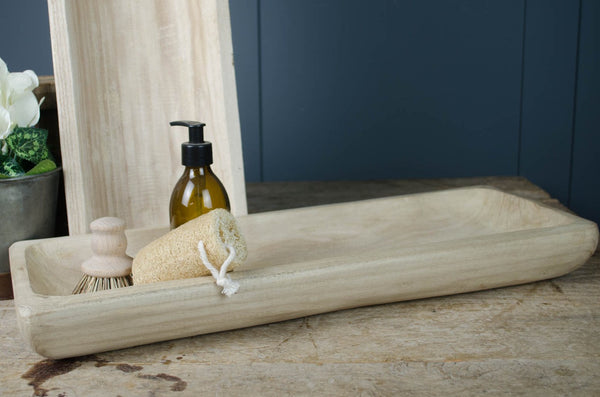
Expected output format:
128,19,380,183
0,167,61,277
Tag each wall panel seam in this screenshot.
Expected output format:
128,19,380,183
257,0,264,182
517,0,528,176
568,0,583,207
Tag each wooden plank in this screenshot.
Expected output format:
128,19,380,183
519,0,579,205
47,0,247,234
11,187,598,358
570,0,600,225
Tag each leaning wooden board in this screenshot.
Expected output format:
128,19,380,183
10,187,598,358
47,0,247,234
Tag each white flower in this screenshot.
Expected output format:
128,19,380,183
9,90,40,127
0,105,9,154
8,69,38,95
0,105,10,138
0,58,9,109
0,56,41,143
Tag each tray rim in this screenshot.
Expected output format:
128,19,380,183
11,185,599,309
9,186,599,358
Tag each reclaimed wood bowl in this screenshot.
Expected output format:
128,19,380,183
10,186,598,359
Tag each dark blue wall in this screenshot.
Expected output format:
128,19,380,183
230,0,600,224
569,0,600,226
258,1,524,181
1,1,598,224
0,1,53,75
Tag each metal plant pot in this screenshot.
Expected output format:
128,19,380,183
0,167,61,298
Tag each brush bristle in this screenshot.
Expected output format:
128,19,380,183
72,274,133,294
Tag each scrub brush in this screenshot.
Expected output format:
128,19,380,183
72,217,133,294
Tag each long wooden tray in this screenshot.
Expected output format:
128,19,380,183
10,187,598,359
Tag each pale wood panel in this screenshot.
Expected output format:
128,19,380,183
47,0,247,234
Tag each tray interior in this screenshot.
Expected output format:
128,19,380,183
24,187,573,297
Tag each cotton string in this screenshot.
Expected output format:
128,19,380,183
197,240,239,296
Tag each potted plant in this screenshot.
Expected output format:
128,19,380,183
0,57,61,299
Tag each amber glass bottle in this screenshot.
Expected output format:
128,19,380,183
169,120,230,229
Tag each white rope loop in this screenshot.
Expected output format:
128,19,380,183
197,241,239,296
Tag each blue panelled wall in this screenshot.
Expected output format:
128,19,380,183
230,0,600,224
1,1,598,224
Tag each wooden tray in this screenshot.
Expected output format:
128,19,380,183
10,187,598,359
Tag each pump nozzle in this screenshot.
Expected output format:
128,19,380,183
170,120,206,143
170,120,212,166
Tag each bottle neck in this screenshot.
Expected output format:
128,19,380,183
183,165,213,178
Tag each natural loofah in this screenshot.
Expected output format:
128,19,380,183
132,209,247,285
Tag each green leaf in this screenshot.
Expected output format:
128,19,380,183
25,159,57,175
5,127,49,163
36,145,52,161
0,155,25,177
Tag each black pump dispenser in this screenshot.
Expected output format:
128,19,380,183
170,120,213,166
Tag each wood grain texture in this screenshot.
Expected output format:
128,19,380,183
47,0,247,234
10,186,598,359
2,178,600,395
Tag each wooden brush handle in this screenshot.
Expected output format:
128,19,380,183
81,217,132,278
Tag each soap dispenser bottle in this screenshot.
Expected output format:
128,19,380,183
169,120,230,229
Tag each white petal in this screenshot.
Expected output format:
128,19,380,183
0,58,9,108
8,70,38,99
9,91,40,127
0,105,12,139
23,70,39,88
0,57,8,81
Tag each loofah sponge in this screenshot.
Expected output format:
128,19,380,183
132,209,247,285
